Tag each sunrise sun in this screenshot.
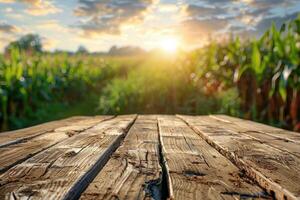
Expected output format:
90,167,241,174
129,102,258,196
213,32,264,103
160,37,179,53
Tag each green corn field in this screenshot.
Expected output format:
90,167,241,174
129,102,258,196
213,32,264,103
1,15,300,132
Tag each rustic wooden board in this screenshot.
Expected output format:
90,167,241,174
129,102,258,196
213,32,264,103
80,115,162,200
0,115,136,200
179,115,300,200
211,115,300,144
158,116,266,200
0,116,112,173
0,116,91,148
208,115,300,158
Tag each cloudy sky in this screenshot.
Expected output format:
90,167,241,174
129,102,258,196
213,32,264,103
0,0,300,52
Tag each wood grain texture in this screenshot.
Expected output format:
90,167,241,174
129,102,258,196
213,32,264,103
80,115,161,200
209,115,300,158
0,116,91,148
0,114,299,200
211,115,300,144
158,116,266,200
0,116,112,173
0,115,136,200
210,115,300,158
179,115,300,200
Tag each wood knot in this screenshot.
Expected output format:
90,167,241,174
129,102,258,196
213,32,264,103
65,131,77,137
184,170,206,177
64,151,77,157
64,149,81,157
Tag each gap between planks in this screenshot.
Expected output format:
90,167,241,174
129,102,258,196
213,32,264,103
80,115,165,200
0,115,136,200
81,115,266,200
158,115,267,200
0,116,114,173
1,115,298,200
178,114,300,200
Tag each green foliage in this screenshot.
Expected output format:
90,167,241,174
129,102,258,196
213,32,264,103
98,54,235,115
5,34,42,54
0,48,104,130
178,14,300,130
2,14,300,132
251,41,262,77
98,13,300,131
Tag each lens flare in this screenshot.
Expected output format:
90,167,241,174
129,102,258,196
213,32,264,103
160,37,179,53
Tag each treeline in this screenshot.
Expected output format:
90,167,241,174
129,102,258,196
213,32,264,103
0,34,145,130
99,15,300,131
1,15,300,132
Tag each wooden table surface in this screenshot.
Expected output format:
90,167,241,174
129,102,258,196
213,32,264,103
0,115,299,200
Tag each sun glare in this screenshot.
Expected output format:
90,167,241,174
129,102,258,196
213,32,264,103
160,37,179,53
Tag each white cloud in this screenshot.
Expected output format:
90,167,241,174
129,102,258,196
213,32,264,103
0,22,20,34
42,37,58,50
0,0,14,3
4,7,12,12
74,0,155,35
0,0,62,16
24,1,62,16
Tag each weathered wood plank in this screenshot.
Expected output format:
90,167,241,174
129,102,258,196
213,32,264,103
0,116,112,173
211,115,300,144
0,115,136,200
179,115,300,200
158,116,266,200
80,115,161,200
0,116,93,148
208,115,300,158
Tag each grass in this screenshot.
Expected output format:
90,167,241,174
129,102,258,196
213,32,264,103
1,15,300,132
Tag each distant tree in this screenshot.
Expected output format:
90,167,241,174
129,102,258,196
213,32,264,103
108,45,145,56
5,34,42,55
76,45,89,54
108,45,118,55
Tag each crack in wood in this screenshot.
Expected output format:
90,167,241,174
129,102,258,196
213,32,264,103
0,131,48,148
151,119,170,200
145,177,162,200
183,170,206,177
0,116,115,174
177,115,300,200
1,115,298,200
221,191,270,199
64,116,137,200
